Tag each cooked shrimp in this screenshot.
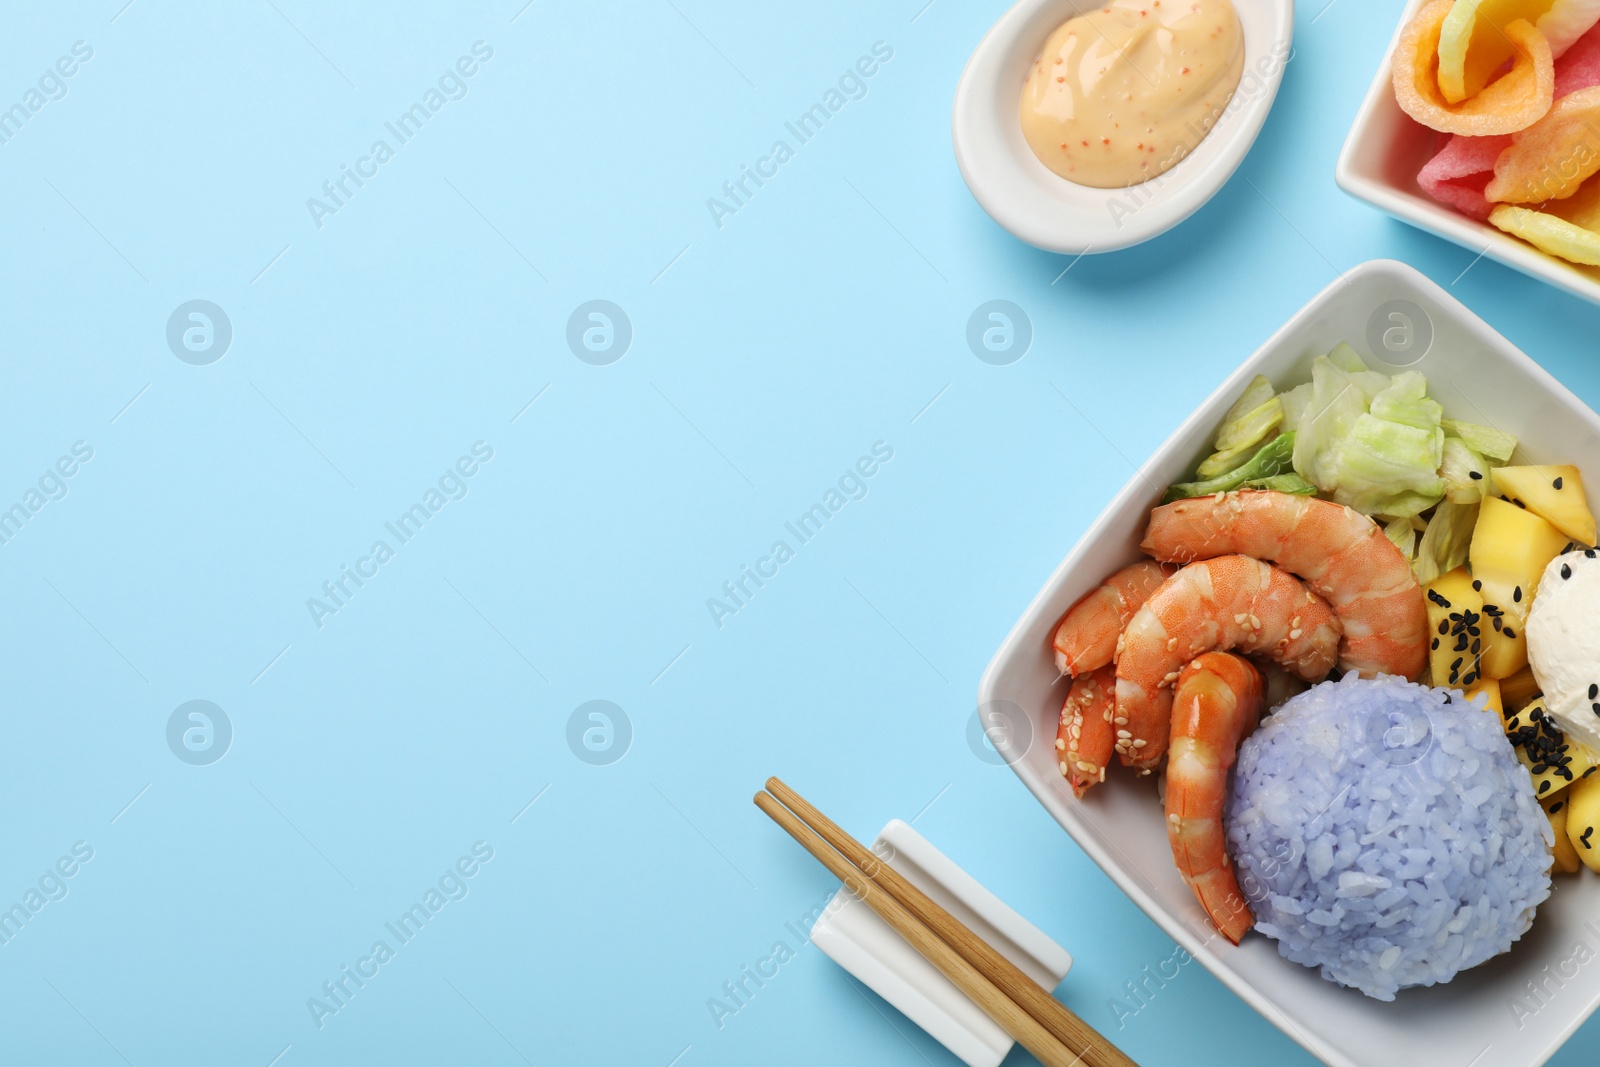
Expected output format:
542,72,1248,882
1166,652,1264,944
1052,560,1178,675
1115,555,1340,771
1056,665,1116,797
1141,490,1427,680
1251,656,1309,710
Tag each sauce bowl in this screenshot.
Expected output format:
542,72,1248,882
952,0,1295,254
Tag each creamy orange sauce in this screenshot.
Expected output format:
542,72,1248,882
1019,0,1245,188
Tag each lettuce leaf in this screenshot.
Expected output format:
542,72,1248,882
1332,414,1445,512
1414,499,1479,586
1293,356,1371,492
1165,433,1296,503
1440,418,1516,462
1439,437,1489,503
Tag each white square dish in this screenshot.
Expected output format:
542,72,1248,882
977,259,1600,1067
1336,0,1600,307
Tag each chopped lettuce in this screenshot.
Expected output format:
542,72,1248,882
1441,418,1516,461
1196,440,1258,479
1214,396,1283,453
1439,437,1489,503
1220,375,1276,426
1280,382,1313,432
1241,472,1317,494
1384,515,1418,558
1329,413,1444,512
1329,343,1394,402
1367,489,1444,519
1195,375,1282,477
1293,356,1372,491
1413,499,1479,586
1369,372,1443,431
1164,433,1296,503
1179,349,1509,525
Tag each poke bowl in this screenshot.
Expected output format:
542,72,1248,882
1337,0,1600,307
978,258,1600,1067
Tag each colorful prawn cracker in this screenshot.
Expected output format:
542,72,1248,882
1420,133,1515,218
1438,0,1561,103
1490,200,1600,261
1555,20,1600,93
1487,86,1600,201
1415,23,1600,219
1395,0,1555,135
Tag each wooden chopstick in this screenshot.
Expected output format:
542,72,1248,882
755,785,1138,1067
753,791,1084,1066
764,777,1137,1067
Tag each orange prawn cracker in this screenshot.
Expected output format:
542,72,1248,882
1487,86,1600,201
1394,1,1555,135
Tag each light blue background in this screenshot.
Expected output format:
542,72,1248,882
2,1,1598,1064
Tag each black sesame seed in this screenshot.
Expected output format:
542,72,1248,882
1469,470,1483,481
1454,635,1469,652
1552,801,1566,814
1505,627,1518,639
1564,564,1573,580
1493,617,1504,631
1463,672,1478,686
1438,620,1449,635
1514,586,1524,603
1431,637,1440,650
1589,683,1596,699
1428,589,1450,607
1589,549,1597,559
1515,498,1528,509
1555,476,1564,489
1585,766,1597,779
1471,639,1482,654
1541,780,1552,794
1584,827,1595,849
1451,657,1464,671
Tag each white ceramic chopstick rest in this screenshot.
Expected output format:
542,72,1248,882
809,819,1072,1067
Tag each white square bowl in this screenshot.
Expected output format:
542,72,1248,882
977,259,1600,1067
1336,0,1600,306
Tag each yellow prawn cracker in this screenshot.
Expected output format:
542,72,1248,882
1438,0,1559,103
1490,201,1600,261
